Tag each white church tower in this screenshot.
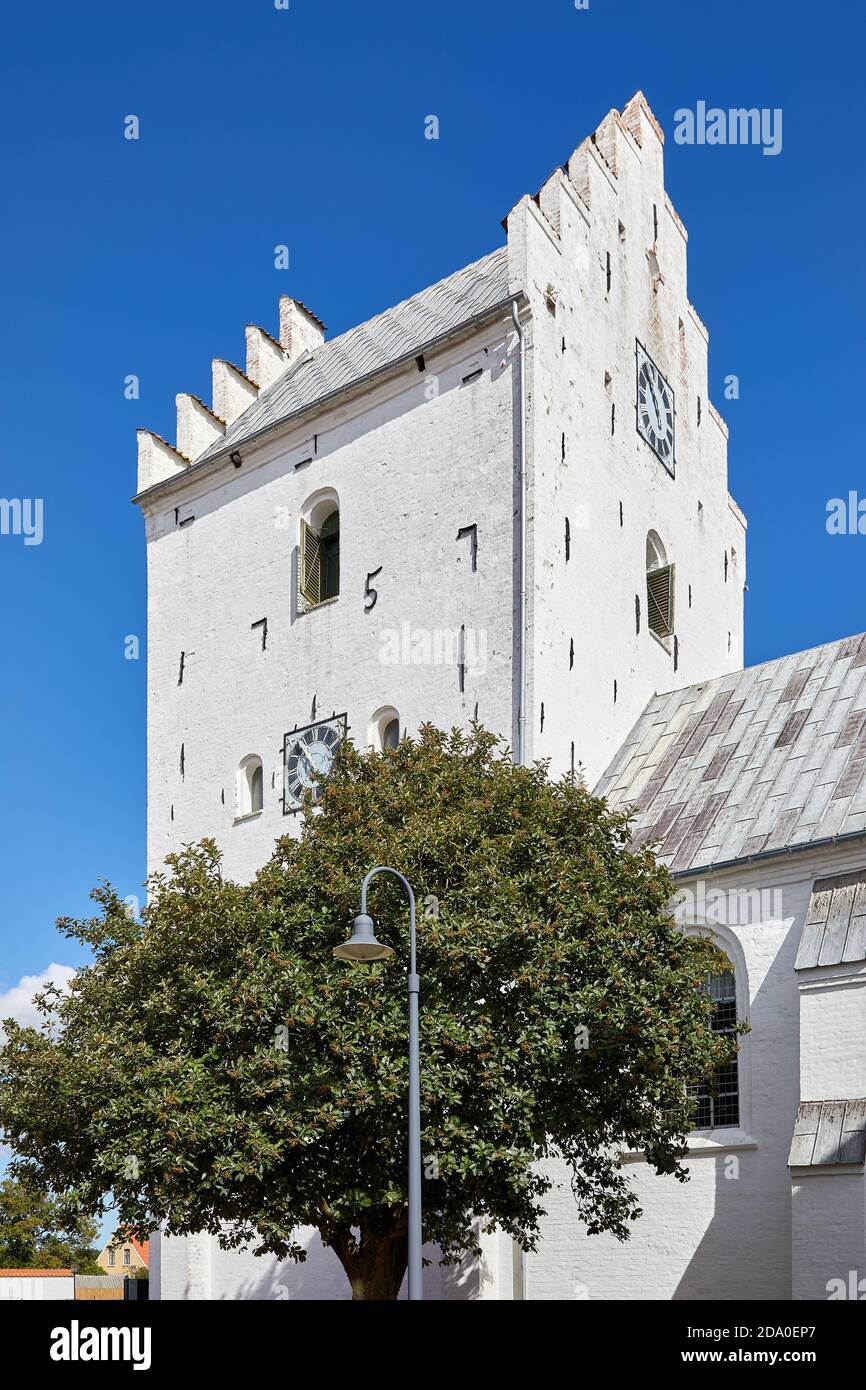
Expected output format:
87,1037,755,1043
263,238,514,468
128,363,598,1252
136,93,750,1298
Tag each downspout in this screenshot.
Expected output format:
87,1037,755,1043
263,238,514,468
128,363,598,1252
510,297,528,1303
512,300,527,770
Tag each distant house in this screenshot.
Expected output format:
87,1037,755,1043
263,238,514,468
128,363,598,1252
96,1234,148,1277
0,1269,74,1300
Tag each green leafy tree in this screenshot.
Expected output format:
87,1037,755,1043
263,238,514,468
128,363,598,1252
0,727,736,1299
0,1175,101,1272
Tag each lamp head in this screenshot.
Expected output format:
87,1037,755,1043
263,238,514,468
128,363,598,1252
333,913,394,962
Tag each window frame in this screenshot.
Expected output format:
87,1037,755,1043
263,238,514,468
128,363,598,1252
647,561,675,639
689,966,740,1130
368,706,401,753
236,754,264,821
298,491,340,611
676,922,755,1151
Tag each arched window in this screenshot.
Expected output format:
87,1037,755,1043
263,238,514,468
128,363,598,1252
319,510,340,600
299,492,340,608
646,530,674,638
369,707,400,752
250,761,264,812
691,965,740,1130
237,755,264,817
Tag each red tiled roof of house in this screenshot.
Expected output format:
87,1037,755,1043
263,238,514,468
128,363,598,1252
0,1268,73,1277
130,1237,149,1266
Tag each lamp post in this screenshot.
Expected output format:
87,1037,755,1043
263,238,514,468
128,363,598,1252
333,866,423,1301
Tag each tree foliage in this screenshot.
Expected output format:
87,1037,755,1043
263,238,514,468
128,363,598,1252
0,727,736,1298
0,1175,101,1272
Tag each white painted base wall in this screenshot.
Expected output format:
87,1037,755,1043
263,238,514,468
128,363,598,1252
0,1275,74,1300
155,1225,507,1301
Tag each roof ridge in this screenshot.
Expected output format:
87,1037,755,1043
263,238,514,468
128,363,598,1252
314,245,506,355
178,244,513,479
651,628,866,703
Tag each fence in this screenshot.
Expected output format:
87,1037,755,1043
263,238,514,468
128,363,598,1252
75,1274,126,1301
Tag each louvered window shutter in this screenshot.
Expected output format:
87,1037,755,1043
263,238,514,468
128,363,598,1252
299,519,322,607
647,563,674,637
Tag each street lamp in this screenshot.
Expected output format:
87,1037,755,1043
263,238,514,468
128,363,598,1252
333,866,423,1301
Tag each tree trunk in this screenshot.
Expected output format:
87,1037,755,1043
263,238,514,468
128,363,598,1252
327,1214,409,1301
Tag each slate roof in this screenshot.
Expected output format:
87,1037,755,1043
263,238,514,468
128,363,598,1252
795,869,866,968
597,631,866,874
788,1098,866,1166
197,246,512,467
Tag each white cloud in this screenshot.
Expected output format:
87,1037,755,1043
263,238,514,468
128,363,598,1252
0,966,77,1172
0,964,76,1038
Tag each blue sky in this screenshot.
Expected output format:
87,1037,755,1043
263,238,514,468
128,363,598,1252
0,0,863,998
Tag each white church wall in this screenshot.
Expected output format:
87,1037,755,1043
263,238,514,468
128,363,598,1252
143,315,519,887
155,1224,490,1301
526,856,805,1299
505,97,745,787
791,1170,866,1302
791,852,866,1301
143,313,525,1300
526,844,866,1299
799,966,866,1102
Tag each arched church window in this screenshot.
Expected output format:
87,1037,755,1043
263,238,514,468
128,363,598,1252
237,754,264,817
319,510,340,600
690,965,740,1129
250,761,264,812
299,501,340,607
369,707,400,752
646,530,675,639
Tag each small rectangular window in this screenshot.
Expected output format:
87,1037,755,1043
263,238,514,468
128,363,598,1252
647,564,675,638
123,1248,131,1266
108,1250,115,1267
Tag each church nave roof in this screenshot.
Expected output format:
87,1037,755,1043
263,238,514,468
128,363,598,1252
598,631,866,875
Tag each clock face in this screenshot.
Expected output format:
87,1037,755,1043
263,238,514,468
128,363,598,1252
636,342,675,474
283,715,346,813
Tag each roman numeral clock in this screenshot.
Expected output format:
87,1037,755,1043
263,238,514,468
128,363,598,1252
282,714,347,813
636,341,675,475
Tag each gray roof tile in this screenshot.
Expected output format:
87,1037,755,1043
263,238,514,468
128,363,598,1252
596,631,866,872
795,868,866,968
788,1099,866,1166
196,247,511,466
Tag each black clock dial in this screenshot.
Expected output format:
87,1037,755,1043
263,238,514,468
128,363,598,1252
636,342,675,475
283,716,346,813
